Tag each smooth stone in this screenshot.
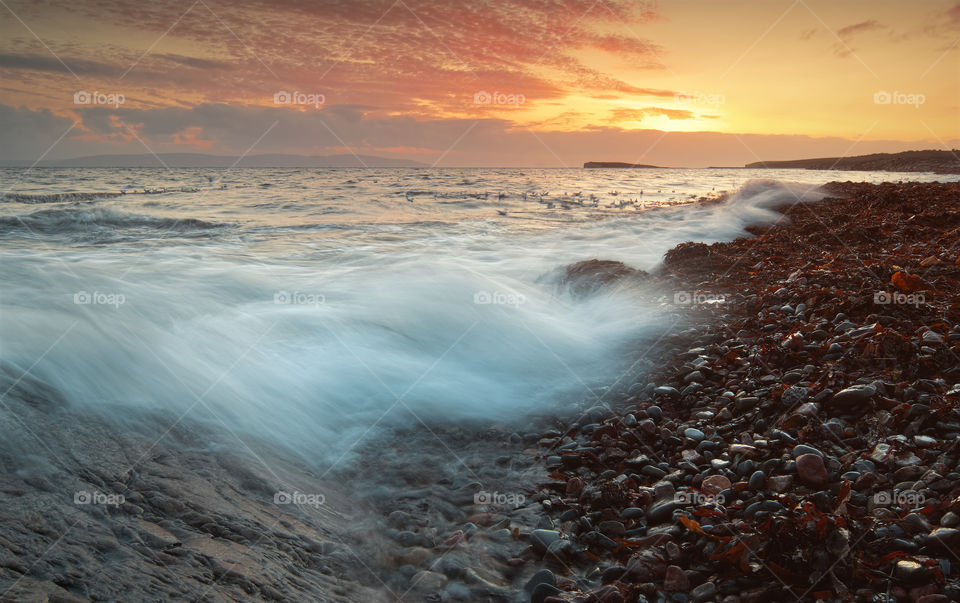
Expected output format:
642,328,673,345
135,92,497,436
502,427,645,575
729,444,758,457
524,569,556,593
894,559,930,583
663,564,689,591
792,444,824,458
411,570,448,591
647,500,681,524
684,428,706,442
531,582,562,603
692,582,718,602
654,386,681,399
925,527,960,548
831,384,877,407
796,453,829,486
748,470,766,490
529,529,562,555
646,405,663,420
781,386,808,406
621,507,645,519
702,475,731,496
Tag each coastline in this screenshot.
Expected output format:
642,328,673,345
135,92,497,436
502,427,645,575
518,180,960,602
2,180,958,602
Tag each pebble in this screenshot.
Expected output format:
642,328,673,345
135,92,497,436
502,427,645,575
830,384,877,408
792,444,823,458
683,428,705,442
663,565,689,591
411,570,448,591
729,444,757,457
524,569,556,593
796,453,829,486
529,529,562,555
531,582,562,603
748,470,766,490
893,559,930,583
781,386,807,406
701,475,731,495
654,386,681,399
692,581,718,602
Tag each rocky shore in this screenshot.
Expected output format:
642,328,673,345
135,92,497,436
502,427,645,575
512,181,960,602
2,181,958,602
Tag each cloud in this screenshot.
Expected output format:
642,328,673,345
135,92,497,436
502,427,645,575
609,107,698,122
0,104,76,160
831,19,885,57
0,0,664,114
836,20,883,39
2,102,945,169
0,52,119,77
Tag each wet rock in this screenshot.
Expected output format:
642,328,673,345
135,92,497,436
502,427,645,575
531,582,562,603
654,386,681,399
924,527,959,549
748,470,766,490
830,384,876,409
663,564,689,591
529,529,562,555
411,570,448,591
646,499,681,524
702,475,731,495
796,453,829,486
693,581,718,602
893,559,930,583
524,569,556,593
781,386,807,407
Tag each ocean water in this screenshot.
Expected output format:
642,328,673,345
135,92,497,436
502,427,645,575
1,167,955,469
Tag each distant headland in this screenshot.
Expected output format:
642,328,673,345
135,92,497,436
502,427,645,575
746,149,959,174
583,161,663,168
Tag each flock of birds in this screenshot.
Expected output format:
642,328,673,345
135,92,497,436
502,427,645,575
402,188,705,217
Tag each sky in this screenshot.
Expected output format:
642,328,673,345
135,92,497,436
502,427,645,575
0,0,958,167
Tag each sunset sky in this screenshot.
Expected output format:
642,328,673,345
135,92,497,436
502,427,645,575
1,0,957,166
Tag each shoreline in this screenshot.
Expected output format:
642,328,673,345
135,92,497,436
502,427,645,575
1,180,958,602
518,180,960,602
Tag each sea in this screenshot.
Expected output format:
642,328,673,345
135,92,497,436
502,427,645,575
1,167,956,470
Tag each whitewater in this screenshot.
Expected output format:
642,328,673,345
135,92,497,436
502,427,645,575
1,166,955,468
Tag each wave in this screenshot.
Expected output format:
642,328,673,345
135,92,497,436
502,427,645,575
0,187,203,204
0,179,828,469
0,191,125,204
0,207,227,235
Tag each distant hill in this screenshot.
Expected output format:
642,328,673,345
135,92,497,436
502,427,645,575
745,150,960,174
0,153,428,168
584,161,663,169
